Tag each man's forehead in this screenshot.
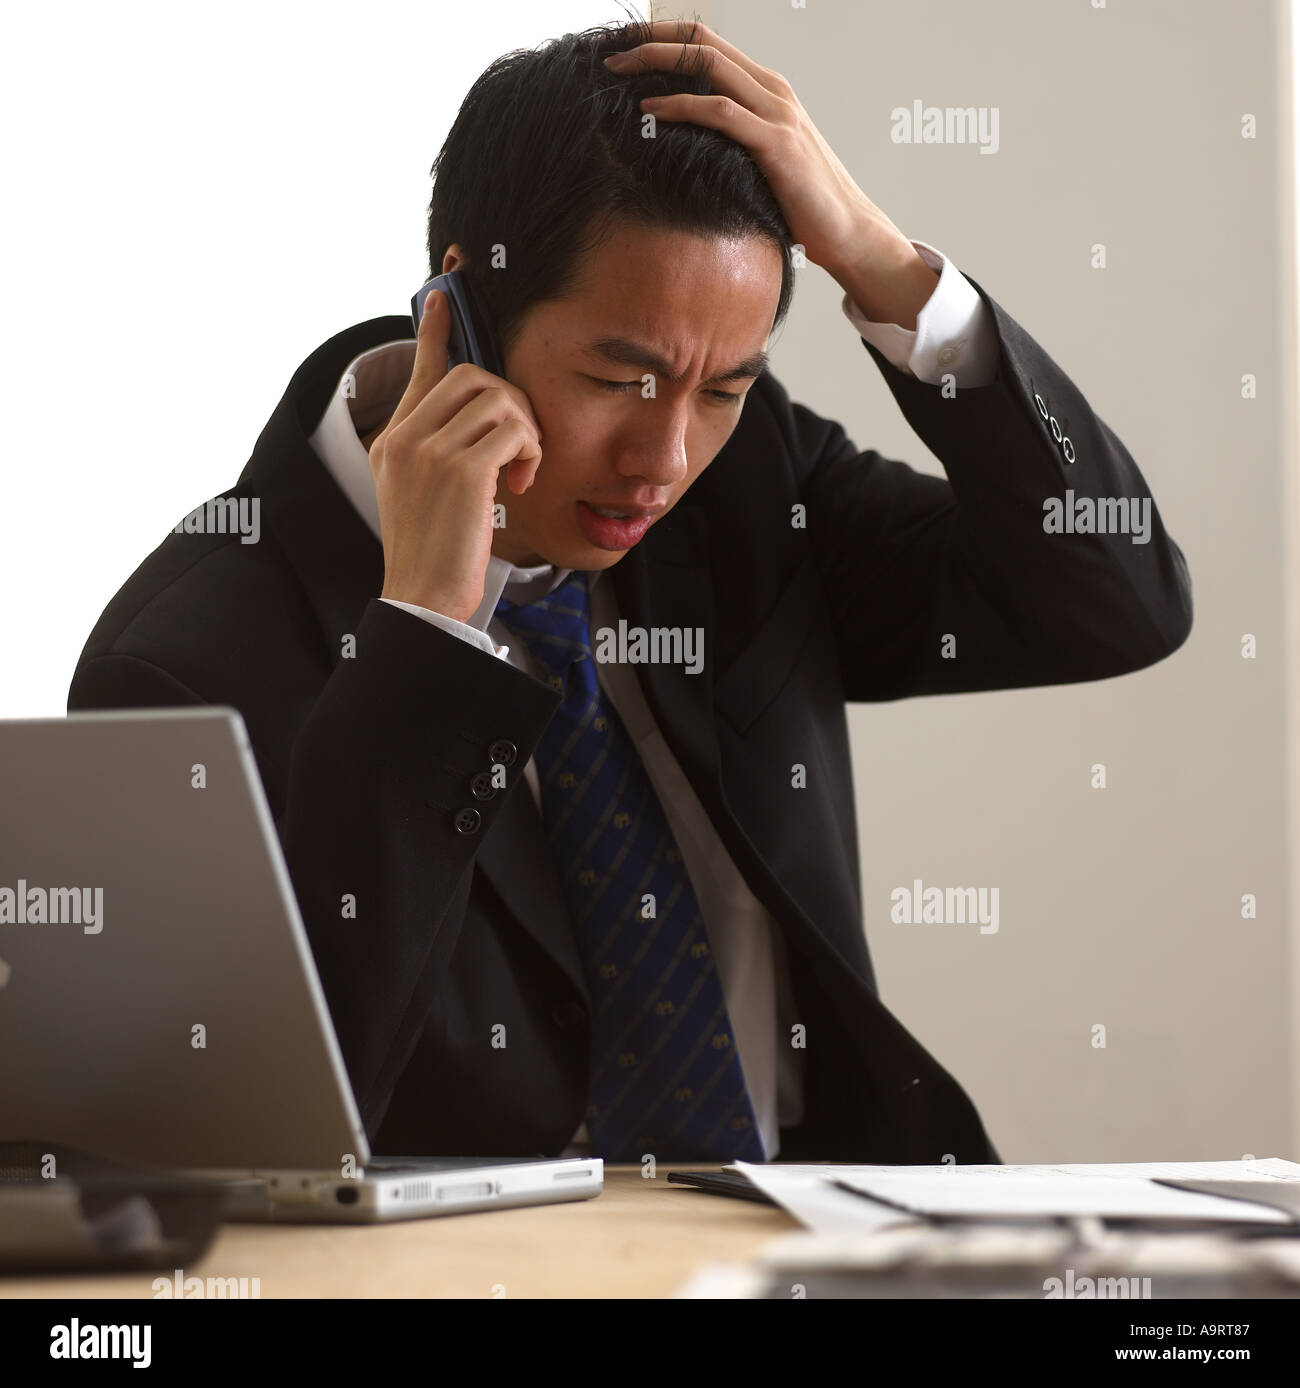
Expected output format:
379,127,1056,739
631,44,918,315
535,226,781,374
569,220,782,299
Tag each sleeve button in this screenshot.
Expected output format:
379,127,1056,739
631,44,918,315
453,807,482,834
470,771,497,800
488,739,517,767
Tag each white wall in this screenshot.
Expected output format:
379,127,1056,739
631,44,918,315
1286,0,1300,1172
687,0,1298,1162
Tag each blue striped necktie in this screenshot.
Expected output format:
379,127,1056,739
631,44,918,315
495,571,764,1161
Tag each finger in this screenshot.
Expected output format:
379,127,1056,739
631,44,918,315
398,364,543,452
636,20,788,98
459,418,543,494
385,287,450,434
435,384,541,463
610,42,785,122
636,89,772,153
505,446,542,495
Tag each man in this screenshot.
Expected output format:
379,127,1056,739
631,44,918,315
68,20,1192,1164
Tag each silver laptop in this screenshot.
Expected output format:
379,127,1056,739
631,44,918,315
0,708,602,1222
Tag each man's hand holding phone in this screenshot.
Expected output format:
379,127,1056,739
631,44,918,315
368,288,543,624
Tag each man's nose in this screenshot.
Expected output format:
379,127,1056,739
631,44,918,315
613,406,690,487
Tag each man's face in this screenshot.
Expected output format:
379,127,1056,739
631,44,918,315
459,221,782,569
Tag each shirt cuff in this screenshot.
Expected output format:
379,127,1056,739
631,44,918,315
379,598,510,659
842,239,998,387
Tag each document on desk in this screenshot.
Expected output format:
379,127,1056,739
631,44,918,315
730,1162,912,1236
730,1159,1300,1237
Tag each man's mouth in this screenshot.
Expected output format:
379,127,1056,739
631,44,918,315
575,501,660,550
585,502,662,519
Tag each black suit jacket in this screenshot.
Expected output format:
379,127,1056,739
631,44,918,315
67,271,1192,1163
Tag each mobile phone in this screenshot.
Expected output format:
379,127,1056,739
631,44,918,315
410,270,506,378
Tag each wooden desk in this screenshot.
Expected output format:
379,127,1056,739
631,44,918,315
2,1167,798,1299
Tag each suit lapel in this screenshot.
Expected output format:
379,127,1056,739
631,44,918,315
472,768,588,1000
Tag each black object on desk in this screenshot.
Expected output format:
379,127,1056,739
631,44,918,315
0,1140,236,1275
667,1169,775,1204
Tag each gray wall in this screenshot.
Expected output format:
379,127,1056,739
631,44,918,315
684,0,1297,1160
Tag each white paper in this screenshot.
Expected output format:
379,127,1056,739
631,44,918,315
731,1161,917,1236
877,1159,1300,1182
728,1158,1300,1233
830,1172,1292,1223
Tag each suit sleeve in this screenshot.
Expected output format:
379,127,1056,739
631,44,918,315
793,271,1193,701
68,598,561,1139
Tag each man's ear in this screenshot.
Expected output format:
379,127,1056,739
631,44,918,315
441,244,465,275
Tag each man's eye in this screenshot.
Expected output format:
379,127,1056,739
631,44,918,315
588,376,743,405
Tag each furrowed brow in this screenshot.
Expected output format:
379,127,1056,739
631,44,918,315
583,337,769,385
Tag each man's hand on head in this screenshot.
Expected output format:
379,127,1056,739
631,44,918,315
603,20,935,328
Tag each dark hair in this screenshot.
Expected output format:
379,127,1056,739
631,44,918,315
424,13,795,360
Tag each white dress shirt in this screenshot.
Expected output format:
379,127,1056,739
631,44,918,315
306,239,997,1159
